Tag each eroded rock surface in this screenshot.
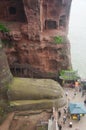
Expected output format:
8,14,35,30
0,43,12,86
0,0,72,79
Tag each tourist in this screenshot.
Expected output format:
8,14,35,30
58,110,61,119
63,107,67,114
58,123,62,130
73,91,76,98
75,80,79,92
69,121,72,128
79,86,82,92
63,115,66,124
81,91,84,97
70,82,74,88
77,114,80,121
84,99,86,104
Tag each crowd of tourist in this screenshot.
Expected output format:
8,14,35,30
57,80,86,130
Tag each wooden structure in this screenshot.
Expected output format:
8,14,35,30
59,70,80,87
59,70,79,81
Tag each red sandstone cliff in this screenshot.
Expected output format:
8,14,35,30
0,0,72,79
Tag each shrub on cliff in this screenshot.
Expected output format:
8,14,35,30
0,23,9,32
54,36,63,44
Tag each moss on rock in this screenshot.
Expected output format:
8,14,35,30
8,78,66,109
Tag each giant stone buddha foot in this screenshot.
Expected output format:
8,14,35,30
7,78,67,110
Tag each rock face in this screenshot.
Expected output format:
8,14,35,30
0,40,12,99
0,0,72,79
0,41,12,85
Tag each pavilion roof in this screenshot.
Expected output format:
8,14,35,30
59,70,80,81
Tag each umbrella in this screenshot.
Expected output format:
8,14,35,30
68,103,86,114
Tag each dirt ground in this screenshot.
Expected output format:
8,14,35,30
9,110,51,130
0,88,86,130
0,110,51,130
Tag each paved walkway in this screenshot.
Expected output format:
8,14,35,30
58,88,86,130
